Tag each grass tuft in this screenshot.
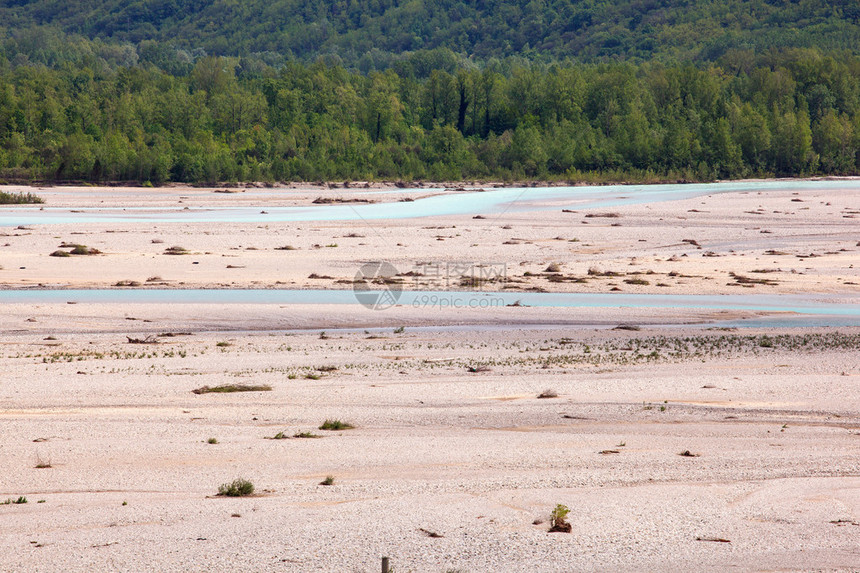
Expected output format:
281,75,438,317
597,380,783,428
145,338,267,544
319,419,354,431
0,191,43,204
217,478,254,497
192,384,272,394
293,431,322,439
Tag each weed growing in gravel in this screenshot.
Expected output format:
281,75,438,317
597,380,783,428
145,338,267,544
549,504,571,533
320,475,335,486
217,478,254,497
69,244,101,255
192,384,271,394
319,420,354,431
293,432,322,439
0,191,43,204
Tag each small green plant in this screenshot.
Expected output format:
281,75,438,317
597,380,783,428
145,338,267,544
34,453,52,468
68,244,101,255
538,389,558,399
49,250,71,257
2,496,28,505
122,501,128,506
164,246,189,255
320,475,335,486
305,373,321,380
192,384,272,394
207,437,218,444
0,191,44,204
293,431,322,439
216,341,231,347
393,326,405,334
319,419,354,431
549,504,571,533
268,431,289,439
217,478,255,497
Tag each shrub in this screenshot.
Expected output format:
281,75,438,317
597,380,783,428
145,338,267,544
549,504,571,533
192,384,272,394
319,419,354,431
217,478,254,497
0,191,43,204
69,244,101,255
293,432,322,439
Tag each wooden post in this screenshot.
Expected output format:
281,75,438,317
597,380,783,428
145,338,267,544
381,556,390,573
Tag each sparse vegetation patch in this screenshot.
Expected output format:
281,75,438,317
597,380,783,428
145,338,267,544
192,384,272,394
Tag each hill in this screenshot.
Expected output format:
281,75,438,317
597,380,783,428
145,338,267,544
1,0,859,66
0,2,858,185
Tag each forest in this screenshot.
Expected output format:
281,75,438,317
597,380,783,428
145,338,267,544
2,0,859,65
0,1,858,184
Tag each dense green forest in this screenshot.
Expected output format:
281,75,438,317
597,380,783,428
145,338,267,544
2,0,859,65
1,46,857,184
0,1,858,184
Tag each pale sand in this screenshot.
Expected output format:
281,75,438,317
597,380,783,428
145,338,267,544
0,181,857,294
0,183,859,572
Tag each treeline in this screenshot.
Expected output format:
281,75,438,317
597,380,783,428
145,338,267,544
0,48,858,184
1,0,858,65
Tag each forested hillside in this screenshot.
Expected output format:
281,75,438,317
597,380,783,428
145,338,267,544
0,1,858,184
1,0,859,65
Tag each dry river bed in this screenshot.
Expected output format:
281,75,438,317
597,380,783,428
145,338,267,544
0,181,858,572
0,318,858,572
